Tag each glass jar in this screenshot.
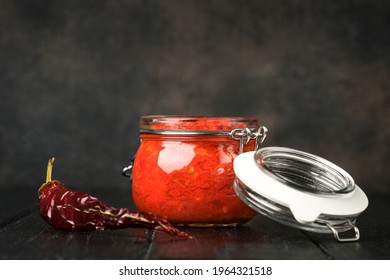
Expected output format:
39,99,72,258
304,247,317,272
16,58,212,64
125,115,268,226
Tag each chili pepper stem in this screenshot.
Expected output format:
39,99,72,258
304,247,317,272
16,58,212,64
46,158,55,182
38,157,55,194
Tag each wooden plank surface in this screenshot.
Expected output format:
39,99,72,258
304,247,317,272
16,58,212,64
0,187,389,260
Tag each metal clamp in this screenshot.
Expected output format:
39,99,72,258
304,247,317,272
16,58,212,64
122,155,135,180
324,221,360,242
230,126,268,153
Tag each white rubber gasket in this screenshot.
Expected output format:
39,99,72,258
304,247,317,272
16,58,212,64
233,150,369,224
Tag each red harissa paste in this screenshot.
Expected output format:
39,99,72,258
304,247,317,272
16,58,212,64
132,116,259,226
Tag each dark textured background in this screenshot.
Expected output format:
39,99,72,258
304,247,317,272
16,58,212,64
0,0,389,196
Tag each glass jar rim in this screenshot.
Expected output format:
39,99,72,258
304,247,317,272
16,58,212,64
255,147,356,195
139,115,260,135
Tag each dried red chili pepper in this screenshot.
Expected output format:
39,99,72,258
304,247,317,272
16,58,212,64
38,158,191,238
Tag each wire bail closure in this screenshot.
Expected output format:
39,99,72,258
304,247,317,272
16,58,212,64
122,155,135,179
230,126,268,153
321,220,360,242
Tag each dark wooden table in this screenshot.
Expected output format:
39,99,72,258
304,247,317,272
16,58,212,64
1,185,389,260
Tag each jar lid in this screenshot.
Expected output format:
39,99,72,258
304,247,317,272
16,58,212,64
233,147,369,242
